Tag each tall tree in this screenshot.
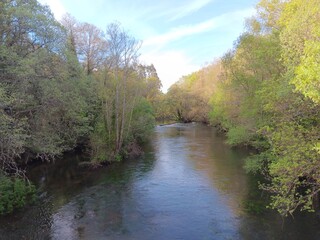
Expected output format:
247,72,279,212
105,23,141,154
89,23,155,162
77,22,108,75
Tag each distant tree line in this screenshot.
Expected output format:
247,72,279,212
154,61,222,123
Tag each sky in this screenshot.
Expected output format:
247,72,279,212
38,0,258,92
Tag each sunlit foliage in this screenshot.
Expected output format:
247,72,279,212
209,0,320,216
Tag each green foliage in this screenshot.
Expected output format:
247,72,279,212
130,97,155,143
0,0,96,163
89,95,156,163
244,151,274,175
0,85,28,163
262,118,320,216
0,1,161,218
165,62,221,123
84,23,160,163
226,126,251,146
279,0,320,104
244,156,265,175
89,114,113,163
114,154,122,162
208,0,320,216
293,40,320,104
0,174,35,215
2,0,320,219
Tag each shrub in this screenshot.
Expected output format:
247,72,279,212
0,174,35,215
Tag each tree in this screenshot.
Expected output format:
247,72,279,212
208,0,320,216
89,23,156,162
0,1,159,214
76,22,108,75
105,23,141,155
139,64,162,101
163,61,222,123
60,13,78,55
0,1,93,162
279,0,320,104
61,15,108,75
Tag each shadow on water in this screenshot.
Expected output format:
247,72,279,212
0,143,157,240
1,123,320,240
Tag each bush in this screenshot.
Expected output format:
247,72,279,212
226,126,251,146
0,174,35,215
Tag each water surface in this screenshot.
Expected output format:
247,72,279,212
1,123,320,239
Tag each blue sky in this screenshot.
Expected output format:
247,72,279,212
39,0,258,92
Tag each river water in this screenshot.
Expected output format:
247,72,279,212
1,123,320,240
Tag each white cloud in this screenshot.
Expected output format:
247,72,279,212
151,0,214,22
140,50,199,93
38,0,66,20
143,8,255,47
144,20,216,47
169,0,214,21
140,7,255,92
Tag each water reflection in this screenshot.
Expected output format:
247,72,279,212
1,123,320,239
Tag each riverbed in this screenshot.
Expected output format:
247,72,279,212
1,123,320,239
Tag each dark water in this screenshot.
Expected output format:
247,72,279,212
1,123,320,240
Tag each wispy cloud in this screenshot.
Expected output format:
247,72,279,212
169,0,214,21
143,8,255,47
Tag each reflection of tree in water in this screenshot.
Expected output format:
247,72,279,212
26,153,92,208
157,123,189,138
0,196,54,239
181,123,251,214
3,123,320,239
238,173,320,240
49,147,158,239
173,124,320,240
0,144,157,239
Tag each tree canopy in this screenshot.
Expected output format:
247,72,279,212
0,0,161,214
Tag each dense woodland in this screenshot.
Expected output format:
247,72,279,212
0,0,161,214
0,0,320,218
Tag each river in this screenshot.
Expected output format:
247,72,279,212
1,123,320,239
